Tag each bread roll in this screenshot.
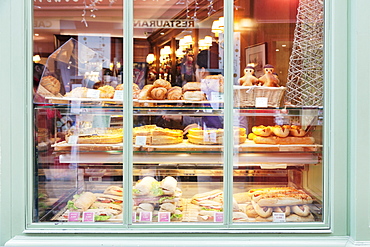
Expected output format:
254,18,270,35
273,206,291,216
153,79,171,89
167,86,182,100
40,76,61,95
98,85,115,99
183,82,201,92
138,85,154,100
272,125,290,137
150,87,167,100
115,84,124,90
291,205,310,217
183,91,205,101
252,126,272,137
253,136,315,145
73,192,96,212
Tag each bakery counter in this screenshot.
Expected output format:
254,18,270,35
56,152,319,165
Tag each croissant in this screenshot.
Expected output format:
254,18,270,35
138,85,154,100
167,86,182,100
153,79,171,89
150,87,167,100
98,85,115,98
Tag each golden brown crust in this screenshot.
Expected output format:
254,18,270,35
98,85,115,99
115,84,124,90
272,125,290,137
167,86,182,100
150,87,167,100
252,126,272,137
40,76,61,95
138,85,154,100
183,82,201,92
252,190,313,207
153,79,171,89
253,136,315,145
183,91,205,101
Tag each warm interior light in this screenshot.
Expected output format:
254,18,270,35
146,53,155,64
163,46,171,55
218,17,224,30
183,35,193,45
33,55,41,63
204,36,213,46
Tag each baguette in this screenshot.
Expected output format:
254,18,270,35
252,191,313,207
253,136,315,145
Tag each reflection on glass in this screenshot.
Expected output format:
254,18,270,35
33,1,124,223
132,0,224,223
233,0,324,223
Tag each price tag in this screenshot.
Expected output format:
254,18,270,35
132,212,137,222
82,212,95,222
68,212,80,222
113,90,123,100
158,212,171,222
92,115,111,128
273,212,286,223
139,211,152,222
255,97,268,108
211,92,224,101
260,164,287,169
68,135,78,144
135,136,147,146
87,89,100,98
214,212,224,222
71,100,81,114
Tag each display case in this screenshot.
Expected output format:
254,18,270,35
29,0,327,228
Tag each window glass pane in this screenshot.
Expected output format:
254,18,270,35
33,0,124,224
132,0,225,224
233,0,324,223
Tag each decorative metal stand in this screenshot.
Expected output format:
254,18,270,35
286,0,324,107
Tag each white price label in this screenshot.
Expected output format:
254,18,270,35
87,89,100,98
135,136,147,146
255,97,268,108
273,212,286,223
211,92,224,101
71,100,81,114
68,135,78,144
113,90,123,100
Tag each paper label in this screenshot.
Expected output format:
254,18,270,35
211,92,224,101
135,136,147,146
71,100,81,114
68,212,80,222
68,135,78,144
158,212,171,222
87,89,100,98
214,212,224,222
113,90,123,100
82,212,95,222
92,115,111,128
204,132,218,143
273,212,286,222
132,212,137,222
255,97,268,108
139,211,152,222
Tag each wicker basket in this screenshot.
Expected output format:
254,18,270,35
234,86,286,108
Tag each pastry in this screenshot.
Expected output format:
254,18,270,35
253,136,315,145
238,66,259,86
182,82,201,92
150,87,167,100
271,125,290,137
167,86,182,100
40,76,61,95
153,79,171,89
65,87,88,98
252,125,272,137
138,85,154,100
287,125,306,137
183,91,205,101
115,84,124,90
98,85,115,98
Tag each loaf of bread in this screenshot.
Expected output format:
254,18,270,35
183,82,201,92
183,91,205,101
40,76,61,95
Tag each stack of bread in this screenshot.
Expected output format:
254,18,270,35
37,76,64,98
137,79,182,100
182,82,206,101
248,125,315,145
133,176,183,222
133,125,183,145
234,187,315,222
62,185,123,222
190,190,248,222
65,128,123,144
187,127,247,145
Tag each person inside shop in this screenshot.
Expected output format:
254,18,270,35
33,62,45,94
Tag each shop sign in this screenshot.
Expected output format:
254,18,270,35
134,19,195,29
34,19,60,29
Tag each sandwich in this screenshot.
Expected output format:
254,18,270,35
67,192,96,212
133,177,164,197
104,186,123,196
191,189,223,205
160,176,178,195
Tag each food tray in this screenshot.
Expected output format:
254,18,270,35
234,86,286,108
